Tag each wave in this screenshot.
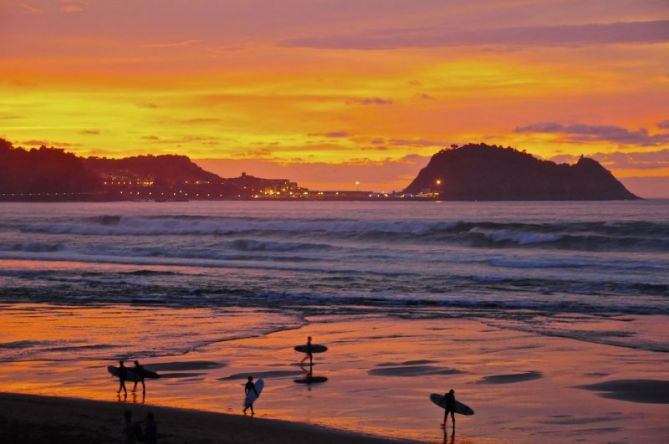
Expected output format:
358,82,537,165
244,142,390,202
15,216,669,252
229,239,331,252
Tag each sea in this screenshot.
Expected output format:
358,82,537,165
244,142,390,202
1,200,668,360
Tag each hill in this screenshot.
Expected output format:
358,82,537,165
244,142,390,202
0,139,100,194
0,139,302,200
84,155,220,187
403,144,638,200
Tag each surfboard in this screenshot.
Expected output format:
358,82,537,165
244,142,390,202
294,344,328,353
429,394,475,416
107,366,160,382
243,378,264,407
294,376,328,384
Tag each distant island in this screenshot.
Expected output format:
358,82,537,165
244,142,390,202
1,138,638,201
404,143,638,200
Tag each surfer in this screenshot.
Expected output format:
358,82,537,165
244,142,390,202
300,336,313,366
442,389,456,431
243,376,259,415
133,360,146,393
117,360,128,395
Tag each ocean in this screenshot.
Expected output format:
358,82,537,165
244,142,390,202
1,200,668,358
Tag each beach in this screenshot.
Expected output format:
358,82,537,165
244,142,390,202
1,304,668,443
0,392,400,444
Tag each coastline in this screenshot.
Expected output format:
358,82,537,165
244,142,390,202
0,392,408,444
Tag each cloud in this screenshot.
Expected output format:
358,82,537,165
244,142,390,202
60,0,85,14
18,2,41,14
282,20,669,50
551,149,669,170
388,138,450,147
20,139,75,147
346,97,394,106
415,93,435,100
658,120,669,129
141,39,200,49
515,122,669,146
308,131,350,138
178,117,223,125
80,129,100,135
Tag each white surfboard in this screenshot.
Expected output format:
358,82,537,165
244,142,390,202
243,378,264,407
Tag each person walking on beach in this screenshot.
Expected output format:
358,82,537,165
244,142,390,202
117,360,128,396
442,389,456,432
243,376,259,415
133,360,146,393
144,412,157,444
121,410,135,444
300,336,314,366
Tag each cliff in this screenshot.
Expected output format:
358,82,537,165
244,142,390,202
403,144,639,200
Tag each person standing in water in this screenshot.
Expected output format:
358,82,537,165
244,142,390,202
133,360,146,393
442,389,456,432
117,360,128,396
243,376,259,415
300,336,313,366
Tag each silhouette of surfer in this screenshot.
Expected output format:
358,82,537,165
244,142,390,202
117,360,128,395
243,376,259,415
442,389,456,432
133,360,146,393
300,336,314,366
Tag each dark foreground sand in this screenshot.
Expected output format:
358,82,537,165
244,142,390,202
0,392,406,444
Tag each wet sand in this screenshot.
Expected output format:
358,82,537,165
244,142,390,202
0,392,401,444
1,304,669,442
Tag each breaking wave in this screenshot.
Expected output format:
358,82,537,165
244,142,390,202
14,216,669,252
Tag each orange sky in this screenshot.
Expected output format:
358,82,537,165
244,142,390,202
1,1,668,196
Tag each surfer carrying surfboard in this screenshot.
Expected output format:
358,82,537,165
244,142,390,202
132,360,146,394
117,360,128,396
300,336,314,366
243,376,259,415
442,389,456,431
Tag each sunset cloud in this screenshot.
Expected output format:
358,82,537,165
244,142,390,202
515,122,669,146
283,21,669,50
59,0,85,14
346,97,394,106
552,149,669,171
309,131,351,138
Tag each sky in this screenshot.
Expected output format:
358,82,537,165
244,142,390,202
1,1,668,196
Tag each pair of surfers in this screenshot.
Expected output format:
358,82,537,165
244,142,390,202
117,360,148,396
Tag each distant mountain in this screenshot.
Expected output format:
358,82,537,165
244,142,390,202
0,139,100,194
404,143,638,200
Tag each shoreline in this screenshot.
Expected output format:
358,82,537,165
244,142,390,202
0,392,410,444
2,305,668,442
